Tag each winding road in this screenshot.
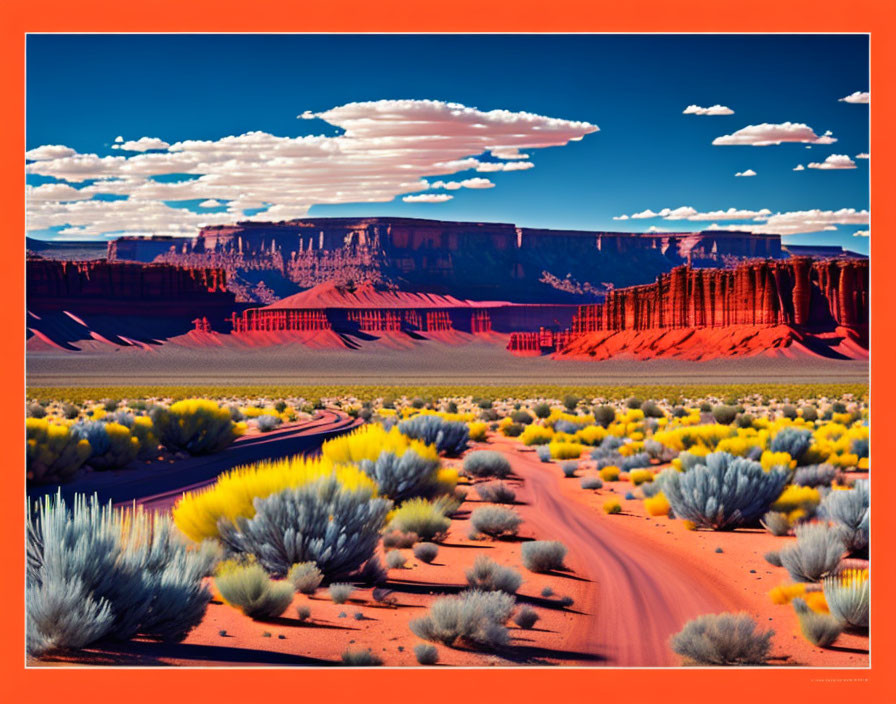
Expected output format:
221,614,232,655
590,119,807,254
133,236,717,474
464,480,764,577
489,435,749,666
27,410,362,510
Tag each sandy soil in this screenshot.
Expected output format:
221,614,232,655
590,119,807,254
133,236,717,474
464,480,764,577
26,340,869,386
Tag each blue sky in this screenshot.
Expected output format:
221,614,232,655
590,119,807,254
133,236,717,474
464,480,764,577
26,34,869,252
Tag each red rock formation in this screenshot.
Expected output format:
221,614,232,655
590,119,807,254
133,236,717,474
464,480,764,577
229,309,331,333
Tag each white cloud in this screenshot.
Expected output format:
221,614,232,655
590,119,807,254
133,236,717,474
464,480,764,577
402,193,453,203
705,208,869,235
793,164,805,171
25,145,77,161
852,230,869,237
808,154,857,170
683,104,734,116
735,169,757,177
490,147,529,159
114,136,124,143
118,137,171,152
614,206,770,222
198,199,224,208
630,209,661,219
612,214,629,221
26,183,95,202
25,99,598,237
429,177,495,190
712,122,836,146
839,91,870,104
647,226,668,232
855,153,869,159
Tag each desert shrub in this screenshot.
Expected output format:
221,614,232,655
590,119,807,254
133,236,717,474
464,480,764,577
561,462,579,478
594,405,616,427
220,478,392,579
625,396,643,410
564,395,581,411
818,480,868,554
628,468,653,486
341,648,382,666
644,492,671,517
711,405,738,425
399,415,469,456
26,418,92,484
520,424,553,446
463,450,511,478
699,401,713,412
533,402,552,419
27,403,47,418
322,424,437,465
409,589,515,649
514,606,540,629
359,449,441,502
413,542,439,563
792,598,843,647
662,452,790,530
389,498,451,541
640,400,664,418
778,523,846,582
467,422,488,441
151,399,243,455
549,441,584,460
771,485,820,514
761,511,792,537
470,506,521,538
255,414,282,433
580,476,603,490
536,446,552,462
793,464,838,488
770,427,813,463
501,422,524,437
781,405,798,420
61,402,80,419
599,466,620,482
764,550,783,567
73,421,140,470
736,413,754,429
414,642,439,664
357,556,388,586
801,405,819,422
645,438,677,462
328,583,355,604
521,541,567,573
287,562,323,594
382,530,419,549
510,410,534,425
480,409,499,422
476,481,516,504
603,498,622,514
215,561,294,619
823,569,868,628
466,556,522,593
27,492,211,656
385,549,407,569
173,455,376,542
669,613,773,665
296,605,311,621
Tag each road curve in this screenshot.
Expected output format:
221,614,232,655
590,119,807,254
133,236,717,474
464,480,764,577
27,410,362,510
489,436,748,667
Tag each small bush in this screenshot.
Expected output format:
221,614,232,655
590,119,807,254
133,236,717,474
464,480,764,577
510,410,534,425
413,542,439,563
564,395,581,411
770,427,813,463
580,476,603,490
399,415,469,456
625,396,643,410
761,511,791,537
151,399,243,455
818,481,869,554
476,481,516,504
793,465,838,488
514,606,540,629
603,498,622,514
644,492,671,517
793,598,843,647
711,405,739,425
549,441,584,460
778,523,846,582
670,613,773,665
470,506,522,538
599,466,620,482
536,446,552,462
296,605,311,621
287,562,323,595
764,551,783,567
72,421,139,471
389,498,451,541
255,414,282,433
359,450,441,503
502,422,524,437
463,451,511,478
823,569,868,629
561,462,579,478
466,556,522,593
521,541,567,573
215,561,294,620
409,589,515,649
383,530,419,549
385,550,407,569
640,400,664,418
533,403,552,419
594,405,616,427
26,418,92,484
328,583,355,604
414,642,439,664
541,586,554,597
341,648,383,666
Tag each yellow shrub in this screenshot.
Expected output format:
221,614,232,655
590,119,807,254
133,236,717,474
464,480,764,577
549,441,585,460
520,424,554,446
467,422,488,442
599,465,620,482
771,485,820,513
602,498,622,514
435,467,459,493
768,583,807,605
761,450,796,472
644,492,670,517
574,425,607,446
172,455,376,542
26,418,91,484
804,591,829,614
321,424,437,465
681,520,697,531
628,469,653,486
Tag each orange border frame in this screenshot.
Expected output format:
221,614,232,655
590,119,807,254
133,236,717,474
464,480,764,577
2,2,893,701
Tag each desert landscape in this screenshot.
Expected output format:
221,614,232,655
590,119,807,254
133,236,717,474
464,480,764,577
24,33,871,670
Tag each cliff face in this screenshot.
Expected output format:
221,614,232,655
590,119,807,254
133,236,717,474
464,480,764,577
27,258,233,305
568,258,868,333
107,217,785,303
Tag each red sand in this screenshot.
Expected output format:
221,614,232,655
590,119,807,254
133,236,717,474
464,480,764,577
266,280,510,310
